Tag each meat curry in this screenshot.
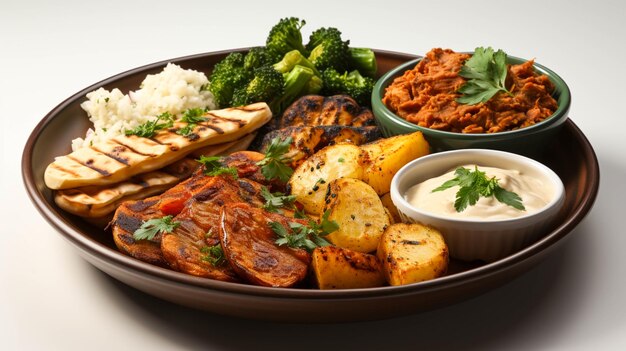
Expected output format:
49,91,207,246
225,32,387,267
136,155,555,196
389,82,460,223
382,48,558,133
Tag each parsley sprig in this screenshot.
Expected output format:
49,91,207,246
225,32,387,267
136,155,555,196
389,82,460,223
456,47,513,105
125,112,174,138
176,108,209,136
270,210,339,251
257,137,293,182
432,166,525,212
261,186,297,213
132,215,180,241
200,245,226,267
196,155,239,178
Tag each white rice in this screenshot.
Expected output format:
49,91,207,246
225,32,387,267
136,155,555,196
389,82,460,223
72,63,216,150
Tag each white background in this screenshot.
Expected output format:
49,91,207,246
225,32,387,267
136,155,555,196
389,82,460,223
2,0,625,349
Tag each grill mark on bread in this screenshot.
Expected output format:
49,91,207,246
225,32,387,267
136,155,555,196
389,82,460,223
206,112,247,127
110,138,157,157
67,155,111,176
89,145,130,166
197,122,225,134
236,105,267,112
48,163,80,177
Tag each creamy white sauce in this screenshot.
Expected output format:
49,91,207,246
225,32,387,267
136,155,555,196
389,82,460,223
405,165,554,220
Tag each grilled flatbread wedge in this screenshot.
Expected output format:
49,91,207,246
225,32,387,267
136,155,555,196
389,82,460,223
45,102,271,190
53,133,257,218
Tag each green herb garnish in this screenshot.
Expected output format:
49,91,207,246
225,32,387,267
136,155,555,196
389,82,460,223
180,108,208,124
196,155,238,178
270,210,339,251
261,186,297,213
432,166,525,212
176,123,196,136
456,47,513,105
176,108,209,136
132,215,180,241
124,112,174,138
200,245,226,266
257,136,293,182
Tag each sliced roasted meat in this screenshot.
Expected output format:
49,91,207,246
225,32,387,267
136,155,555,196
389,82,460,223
111,170,212,267
160,175,265,281
111,151,268,268
220,203,311,288
258,125,381,169
279,95,375,128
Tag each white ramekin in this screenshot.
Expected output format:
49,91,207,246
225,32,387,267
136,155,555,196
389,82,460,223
390,149,565,262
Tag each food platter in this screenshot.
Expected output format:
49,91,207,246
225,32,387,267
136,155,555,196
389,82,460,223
22,49,599,322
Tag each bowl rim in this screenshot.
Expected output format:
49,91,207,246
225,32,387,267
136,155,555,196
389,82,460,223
371,53,572,138
21,48,598,301
390,148,566,224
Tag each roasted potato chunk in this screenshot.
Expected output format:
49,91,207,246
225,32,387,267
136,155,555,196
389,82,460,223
361,131,430,195
311,246,386,289
288,143,364,215
380,192,402,224
377,223,449,286
324,178,390,253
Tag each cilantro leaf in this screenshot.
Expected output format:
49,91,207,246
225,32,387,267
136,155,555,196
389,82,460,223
180,108,208,124
261,186,297,213
176,123,197,136
456,47,513,105
257,136,294,182
125,112,174,138
200,245,226,266
269,210,339,252
432,166,525,212
494,186,525,210
133,215,180,241
196,155,238,178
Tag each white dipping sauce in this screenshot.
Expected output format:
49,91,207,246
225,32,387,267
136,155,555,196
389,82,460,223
405,165,554,220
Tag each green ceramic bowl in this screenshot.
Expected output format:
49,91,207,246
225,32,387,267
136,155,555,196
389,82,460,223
371,55,571,155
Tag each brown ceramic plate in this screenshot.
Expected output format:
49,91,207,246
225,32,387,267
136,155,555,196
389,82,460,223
22,49,599,322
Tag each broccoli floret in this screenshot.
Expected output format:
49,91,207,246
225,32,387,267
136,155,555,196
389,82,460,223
265,17,308,61
321,68,375,106
306,27,343,52
273,50,319,76
270,65,315,114
306,27,350,72
348,47,377,78
208,52,252,108
231,66,285,106
244,47,272,71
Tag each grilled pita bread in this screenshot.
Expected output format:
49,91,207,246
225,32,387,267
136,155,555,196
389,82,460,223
45,102,271,190
54,133,256,218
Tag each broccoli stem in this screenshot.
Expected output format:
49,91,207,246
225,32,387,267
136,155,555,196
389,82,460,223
303,75,323,95
273,50,320,76
271,65,314,114
348,47,377,78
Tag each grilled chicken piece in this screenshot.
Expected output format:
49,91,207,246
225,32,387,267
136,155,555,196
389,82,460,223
54,133,257,219
279,95,375,128
111,151,267,267
258,125,381,169
45,103,271,190
220,203,311,287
